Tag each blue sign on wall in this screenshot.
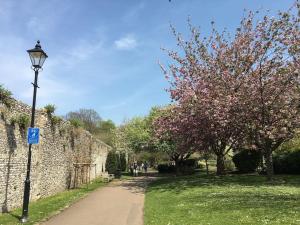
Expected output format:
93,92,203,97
27,128,39,144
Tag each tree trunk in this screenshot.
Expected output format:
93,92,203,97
205,158,209,175
216,154,226,175
264,151,274,181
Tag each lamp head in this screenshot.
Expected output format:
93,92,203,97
27,40,48,69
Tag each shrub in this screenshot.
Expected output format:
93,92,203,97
232,149,261,173
69,118,83,128
10,116,17,126
182,158,197,167
105,151,118,175
157,163,176,173
114,154,122,178
44,104,56,116
181,158,197,174
17,113,30,130
51,115,63,125
157,164,169,173
273,150,300,174
120,153,127,172
171,158,198,175
0,85,13,108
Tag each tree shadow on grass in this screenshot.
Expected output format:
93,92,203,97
146,172,300,194
174,189,300,223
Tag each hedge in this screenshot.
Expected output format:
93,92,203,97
232,149,261,173
157,164,176,173
273,150,300,174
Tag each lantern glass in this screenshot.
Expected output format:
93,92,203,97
27,41,48,68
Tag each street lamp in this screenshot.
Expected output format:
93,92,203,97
20,41,48,223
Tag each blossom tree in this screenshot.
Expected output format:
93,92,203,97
153,105,198,172
240,7,300,179
160,2,300,178
160,22,250,175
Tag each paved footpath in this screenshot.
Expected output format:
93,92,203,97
41,176,152,225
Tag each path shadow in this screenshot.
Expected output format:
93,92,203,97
118,176,156,195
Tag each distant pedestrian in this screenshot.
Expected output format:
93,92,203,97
143,162,148,173
133,162,138,176
129,164,133,176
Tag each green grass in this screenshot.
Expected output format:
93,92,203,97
0,179,105,225
145,173,300,225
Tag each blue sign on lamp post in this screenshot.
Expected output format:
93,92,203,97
27,127,39,144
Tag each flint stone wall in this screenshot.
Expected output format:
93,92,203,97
0,99,111,213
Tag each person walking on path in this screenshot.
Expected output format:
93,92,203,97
133,162,138,177
143,162,148,173
129,163,134,176
141,163,144,172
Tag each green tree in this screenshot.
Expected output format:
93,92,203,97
118,107,166,153
105,151,118,174
96,119,116,146
0,85,13,108
122,117,151,153
113,106,177,166
120,152,127,171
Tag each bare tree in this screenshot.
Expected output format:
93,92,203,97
66,109,101,133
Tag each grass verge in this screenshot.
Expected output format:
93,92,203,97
0,179,105,225
145,173,300,225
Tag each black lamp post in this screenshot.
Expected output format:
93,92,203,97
20,41,48,223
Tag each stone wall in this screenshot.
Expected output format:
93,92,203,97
0,99,111,213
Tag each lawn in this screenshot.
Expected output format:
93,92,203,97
0,179,105,225
145,173,300,225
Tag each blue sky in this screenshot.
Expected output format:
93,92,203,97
0,0,295,124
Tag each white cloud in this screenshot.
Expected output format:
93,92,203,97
114,34,138,50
